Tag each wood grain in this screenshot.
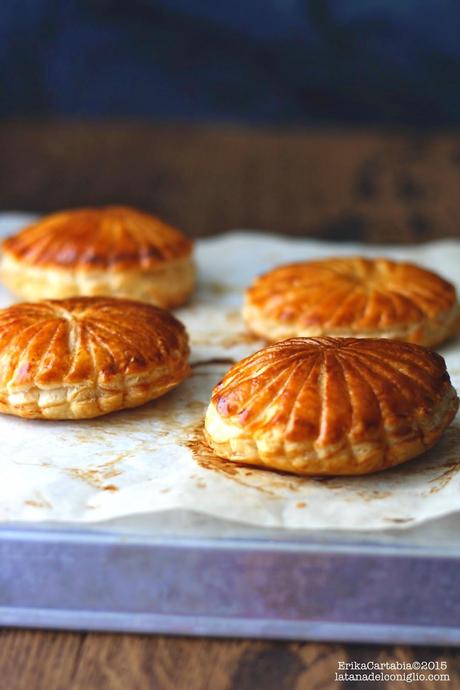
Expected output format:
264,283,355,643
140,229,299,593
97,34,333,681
1,631,460,690
1,122,460,690
1,123,460,242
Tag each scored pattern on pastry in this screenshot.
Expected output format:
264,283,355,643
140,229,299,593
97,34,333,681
0,297,190,419
243,257,459,346
205,337,459,475
2,206,192,269
0,206,196,307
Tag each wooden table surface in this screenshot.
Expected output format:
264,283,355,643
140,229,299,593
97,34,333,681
1,122,460,689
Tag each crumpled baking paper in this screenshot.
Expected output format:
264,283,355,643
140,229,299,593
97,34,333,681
1,213,460,530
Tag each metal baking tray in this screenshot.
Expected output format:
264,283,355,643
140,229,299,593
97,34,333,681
1,215,459,645
2,510,460,645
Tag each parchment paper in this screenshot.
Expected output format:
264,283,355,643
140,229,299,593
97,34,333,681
1,213,460,530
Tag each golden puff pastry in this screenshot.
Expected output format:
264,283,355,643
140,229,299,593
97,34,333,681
0,206,196,307
0,297,190,420
204,337,459,476
243,257,460,347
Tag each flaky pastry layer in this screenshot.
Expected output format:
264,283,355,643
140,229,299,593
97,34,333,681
243,257,460,347
0,253,196,308
204,337,459,476
0,297,190,419
1,206,196,306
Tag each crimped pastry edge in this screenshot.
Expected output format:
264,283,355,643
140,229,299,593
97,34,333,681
243,299,460,348
204,384,459,476
0,253,196,308
0,361,191,420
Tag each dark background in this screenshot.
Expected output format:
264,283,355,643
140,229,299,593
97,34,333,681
2,1,460,239
2,0,460,125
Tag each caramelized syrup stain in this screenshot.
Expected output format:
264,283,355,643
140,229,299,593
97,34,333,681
428,459,460,494
185,424,240,478
24,494,52,509
356,490,391,501
67,456,124,489
181,421,456,504
220,331,262,348
192,358,236,368
183,424,311,496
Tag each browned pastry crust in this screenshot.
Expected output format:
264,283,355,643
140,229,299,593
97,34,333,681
243,257,460,347
0,206,195,307
0,297,190,419
204,337,459,475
